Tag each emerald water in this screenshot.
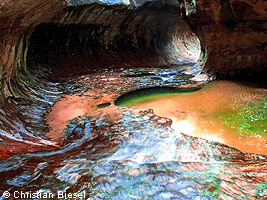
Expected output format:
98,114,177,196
1,66,267,199
115,86,201,107
96,103,111,108
115,81,267,154
218,98,267,136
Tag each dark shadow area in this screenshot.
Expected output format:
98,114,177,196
27,2,200,79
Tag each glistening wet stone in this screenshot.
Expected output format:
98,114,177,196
0,67,266,200
115,80,267,155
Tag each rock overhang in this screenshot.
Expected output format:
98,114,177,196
0,0,266,100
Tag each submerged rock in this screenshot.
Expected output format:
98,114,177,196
0,0,266,199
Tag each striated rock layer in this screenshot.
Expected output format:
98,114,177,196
0,0,265,156
0,0,266,100
28,2,200,77
0,0,66,99
179,0,267,80
0,1,266,198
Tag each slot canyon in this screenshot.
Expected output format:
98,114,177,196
0,0,266,199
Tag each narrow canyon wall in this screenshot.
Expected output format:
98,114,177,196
180,0,267,79
0,0,66,100
0,0,266,101
27,2,199,77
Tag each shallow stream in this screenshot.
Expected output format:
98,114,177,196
0,66,267,199
115,81,267,155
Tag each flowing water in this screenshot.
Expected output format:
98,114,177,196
0,66,267,199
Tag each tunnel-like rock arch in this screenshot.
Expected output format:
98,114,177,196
28,2,200,77
179,0,267,80
0,0,266,154
0,1,267,197
0,0,266,101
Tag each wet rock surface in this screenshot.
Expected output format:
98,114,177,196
28,2,200,78
44,65,199,141
0,65,198,158
0,66,266,199
1,0,266,103
0,0,266,199
114,80,267,154
179,0,267,80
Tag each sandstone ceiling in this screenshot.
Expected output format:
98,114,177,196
0,0,266,99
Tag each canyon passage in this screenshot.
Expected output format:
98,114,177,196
0,0,267,199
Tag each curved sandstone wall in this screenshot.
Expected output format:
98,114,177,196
0,0,266,101
180,0,267,79
28,2,200,77
0,0,66,100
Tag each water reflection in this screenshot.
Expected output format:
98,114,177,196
115,81,267,154
0,67,267,199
